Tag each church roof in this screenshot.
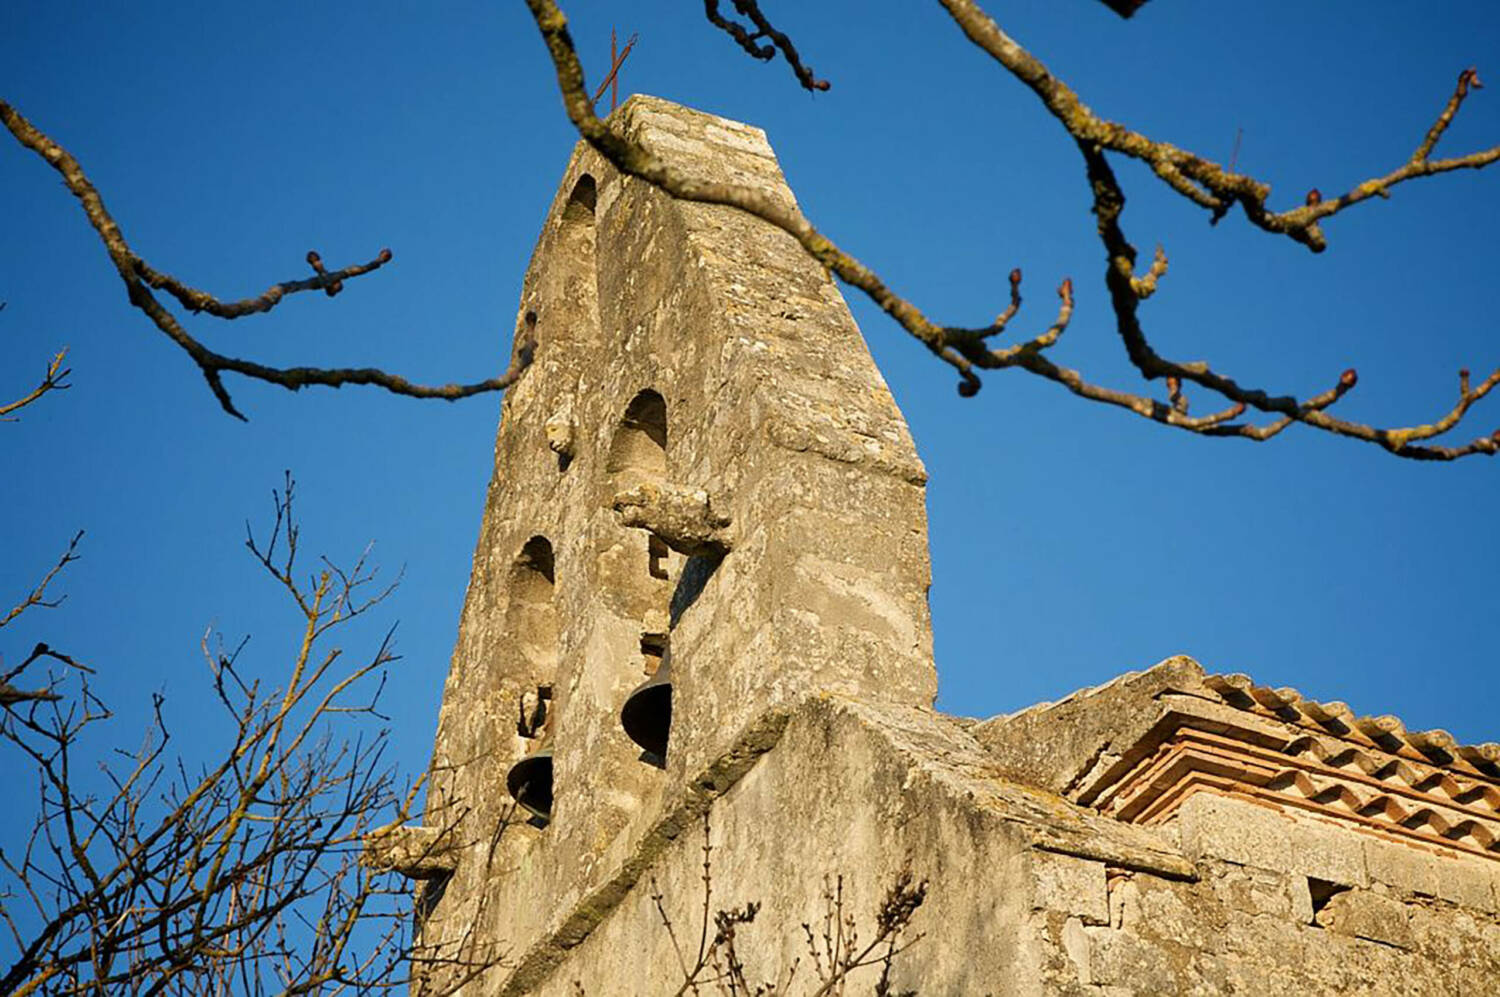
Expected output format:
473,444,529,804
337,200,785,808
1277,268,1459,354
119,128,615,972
975,657,1500,866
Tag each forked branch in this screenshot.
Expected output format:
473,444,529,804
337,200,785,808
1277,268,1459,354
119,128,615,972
0,347,71,420
525,0,1499,460
937,2,1500,252
0,100,530,419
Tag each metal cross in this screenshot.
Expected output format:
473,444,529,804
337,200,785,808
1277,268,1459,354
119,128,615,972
592,28,639,113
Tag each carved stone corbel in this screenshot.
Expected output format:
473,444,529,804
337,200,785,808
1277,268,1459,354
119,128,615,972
611,480,732,557
361,823,458,880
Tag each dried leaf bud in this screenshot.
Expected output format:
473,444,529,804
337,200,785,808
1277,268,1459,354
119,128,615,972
1305,189,1322,206
1460,368,1471,380
1339,368,1358,388
1166,376,1181,395
1009,268,1022,287
378,248,393,263
957,379,980,398
1060,277,1074,300
306,250,323,268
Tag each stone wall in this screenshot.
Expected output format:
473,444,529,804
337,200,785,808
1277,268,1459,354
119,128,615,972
506,697,1500,995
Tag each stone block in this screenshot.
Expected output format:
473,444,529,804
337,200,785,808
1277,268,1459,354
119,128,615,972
1178,793,1291,872
1285,817,1368,887
1061,916,1093,985
1363,837,1440,897
1435,854,1497,912
1209,863,1301,919
1287,872,1315,923
1031,852,1109,926
1316,889,1414,950
1407,904,1467,962
1085,922,1183,992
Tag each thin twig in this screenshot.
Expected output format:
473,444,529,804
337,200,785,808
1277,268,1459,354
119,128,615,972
0,100,531,419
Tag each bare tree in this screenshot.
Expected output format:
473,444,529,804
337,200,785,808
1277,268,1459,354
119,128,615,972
0,475,483,995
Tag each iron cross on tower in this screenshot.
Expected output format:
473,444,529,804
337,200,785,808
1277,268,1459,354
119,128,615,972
591,28,638,113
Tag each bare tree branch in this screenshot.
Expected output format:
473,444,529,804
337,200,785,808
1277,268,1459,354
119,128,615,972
1,532,83,634
1068,139,1500,460
936,3,1500,252
644,816,926,997
0,100,531,420
522,0,1499,460
0,348,71,421
702,1,830,92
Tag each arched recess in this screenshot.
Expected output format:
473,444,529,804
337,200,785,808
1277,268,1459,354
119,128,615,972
563,173,596,221
515,173,600,371
548,175,598,326
506,536,559,746
605,390,675,752
605,389,668,478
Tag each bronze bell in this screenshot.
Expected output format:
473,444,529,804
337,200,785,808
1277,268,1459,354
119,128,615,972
621,646,673,758
505,738,554,821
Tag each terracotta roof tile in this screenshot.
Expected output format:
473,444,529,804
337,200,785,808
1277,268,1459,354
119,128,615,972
1201,671,1500,778
1049,667,1500,869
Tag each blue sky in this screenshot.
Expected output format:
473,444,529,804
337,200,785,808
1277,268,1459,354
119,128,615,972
2,0,1497,845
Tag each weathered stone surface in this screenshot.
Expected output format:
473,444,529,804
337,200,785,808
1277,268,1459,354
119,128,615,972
410,96,1500,996
1365,837,1442,897
1031,854,1109,926
1179,792,1293,872
611,479,731,556
1437,853,1497,912
361,824,456,880
1287,816,1371,888
972,655,1208,795
1317,889,1415,949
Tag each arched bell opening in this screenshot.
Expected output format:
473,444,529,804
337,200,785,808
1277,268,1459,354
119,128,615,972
514,172,599,387
510,308,538,373
502,536,560,825
621,639,671,764
563,173,597,221
605,389,668,478
604,389,677,763
506,743,554,823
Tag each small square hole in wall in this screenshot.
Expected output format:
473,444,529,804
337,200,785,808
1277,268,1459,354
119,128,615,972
648,535,670,580
640,634,667,677
517,684,553,739
1308,877,1351,917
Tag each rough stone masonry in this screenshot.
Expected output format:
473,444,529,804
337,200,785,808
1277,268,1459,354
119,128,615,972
365,97,1500,995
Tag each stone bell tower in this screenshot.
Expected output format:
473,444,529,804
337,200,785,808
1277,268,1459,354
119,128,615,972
368,98,1500,996
394,96,936,992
